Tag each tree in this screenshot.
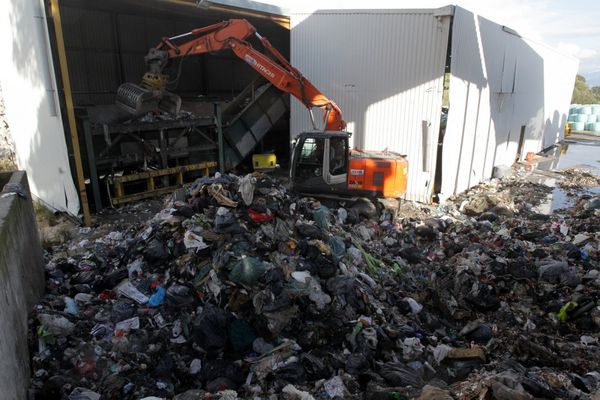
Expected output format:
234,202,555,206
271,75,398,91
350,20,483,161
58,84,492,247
572,75,600,104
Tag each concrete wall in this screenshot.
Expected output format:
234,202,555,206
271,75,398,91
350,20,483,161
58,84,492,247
0,171,45,400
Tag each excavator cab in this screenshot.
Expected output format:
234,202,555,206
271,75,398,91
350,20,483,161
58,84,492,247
291,131,409,200
291,131,350,195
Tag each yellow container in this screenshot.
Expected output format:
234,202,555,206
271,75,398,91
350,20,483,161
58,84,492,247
252,153,277,170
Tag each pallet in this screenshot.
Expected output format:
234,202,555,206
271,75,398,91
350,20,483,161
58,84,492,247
111,161,217,205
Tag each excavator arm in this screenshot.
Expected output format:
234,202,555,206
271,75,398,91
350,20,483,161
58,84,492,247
117,19,345,131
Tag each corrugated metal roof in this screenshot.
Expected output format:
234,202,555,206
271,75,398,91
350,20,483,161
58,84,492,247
197,0,290,17
290,9,451,202
291,6,454,16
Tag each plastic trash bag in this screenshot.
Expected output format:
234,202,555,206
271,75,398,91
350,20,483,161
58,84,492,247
229,256,266,286
238,174,256,206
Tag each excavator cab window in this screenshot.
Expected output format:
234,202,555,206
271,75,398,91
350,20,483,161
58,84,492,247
296,137,324,178
328,137,347,176
291,133,350,193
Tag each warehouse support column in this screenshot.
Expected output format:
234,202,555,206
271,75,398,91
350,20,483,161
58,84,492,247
49,0,91,225
215,103,224,173
82,118,102,212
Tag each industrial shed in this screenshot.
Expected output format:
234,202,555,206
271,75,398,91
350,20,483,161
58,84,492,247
1,0,291,221
0,1,578,219
290,6,578,202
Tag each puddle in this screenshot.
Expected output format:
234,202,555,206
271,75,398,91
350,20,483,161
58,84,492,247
525,139,600,214
534,185,600,214
549,187,574,211
537,141,600,174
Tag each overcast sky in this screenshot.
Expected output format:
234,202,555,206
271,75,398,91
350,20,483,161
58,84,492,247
264,0,600,86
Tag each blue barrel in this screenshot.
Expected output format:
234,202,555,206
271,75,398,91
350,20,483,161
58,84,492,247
573,122,586,131
575,114,588,122
592,105,600,115
580,106,592,114
592,122,600,132
568,114,577,122
588,114,598,123
585,122,600,131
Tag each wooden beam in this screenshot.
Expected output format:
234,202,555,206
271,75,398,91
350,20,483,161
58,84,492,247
49,0,91,226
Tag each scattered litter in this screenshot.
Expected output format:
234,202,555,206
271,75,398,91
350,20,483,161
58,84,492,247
29,169,600,399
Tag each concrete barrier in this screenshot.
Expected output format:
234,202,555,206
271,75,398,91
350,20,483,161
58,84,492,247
0,171,45,400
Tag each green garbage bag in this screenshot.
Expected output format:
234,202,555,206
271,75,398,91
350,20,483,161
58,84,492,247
313,206,332,230
329,236,346,263
229,256,266,286
228,319,257,352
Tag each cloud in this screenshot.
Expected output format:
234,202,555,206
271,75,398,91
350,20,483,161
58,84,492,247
557,42,599,60
543,27,600,38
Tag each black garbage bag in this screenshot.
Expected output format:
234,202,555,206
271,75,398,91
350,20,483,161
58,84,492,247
166,284,196,308
228,319,257,353
521,375,560,398
111,301,137,322
301,352,331,380
92,268,128,293
202,358,243,389
466,324,493,343
507,259,537,279
265,267,286,296
313,254,337,279
415,224,437,240
275,360,306,384
326,276,356,297
192,305,231,353
296,223,326,240
71,270,96,285
399,246,423,264
214,212,244,234
100,374,131,400
465,283,500,312
447,359,484,380
192,195,211,213
346,208,360,225
377,361,424,387
144,238,169,262
173,204,195,218
152,352,175,379
346,353,370,375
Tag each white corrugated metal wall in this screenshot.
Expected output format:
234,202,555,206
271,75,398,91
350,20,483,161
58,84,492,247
0,0,80,215
440,7,578,199
290,8,452,202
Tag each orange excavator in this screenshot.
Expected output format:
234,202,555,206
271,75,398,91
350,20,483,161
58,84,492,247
116,19,408,202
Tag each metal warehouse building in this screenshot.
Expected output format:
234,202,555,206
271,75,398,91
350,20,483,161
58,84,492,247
0,1,578,218
290,6,578,202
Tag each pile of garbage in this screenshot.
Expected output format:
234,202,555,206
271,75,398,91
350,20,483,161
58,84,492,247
29,170,600,399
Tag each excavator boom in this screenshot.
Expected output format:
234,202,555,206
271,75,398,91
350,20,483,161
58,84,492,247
116,19,345,131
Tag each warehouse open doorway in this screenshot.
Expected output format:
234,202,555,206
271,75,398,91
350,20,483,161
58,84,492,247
46,0,291,212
